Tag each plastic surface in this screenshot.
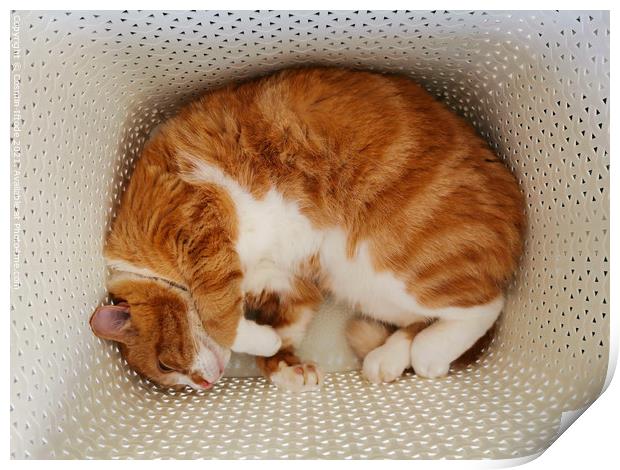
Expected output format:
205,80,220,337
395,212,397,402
10,10,609,459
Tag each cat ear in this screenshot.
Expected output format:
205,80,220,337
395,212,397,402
90,303,133,343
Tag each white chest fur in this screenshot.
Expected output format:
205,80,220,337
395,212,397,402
186,158,321,293
235,188,323,294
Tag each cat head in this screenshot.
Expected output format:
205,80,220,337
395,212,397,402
90,272,231,390
91,133,245,389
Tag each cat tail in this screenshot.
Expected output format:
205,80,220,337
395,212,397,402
345,315,395,360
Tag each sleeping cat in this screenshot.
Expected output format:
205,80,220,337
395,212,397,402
90,67,525,392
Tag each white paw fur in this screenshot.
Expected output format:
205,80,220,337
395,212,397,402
410,334,451,378
409,309,501,378
362,332,412,384
270,361,323,392
231,318,281,357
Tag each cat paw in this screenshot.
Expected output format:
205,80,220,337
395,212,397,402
259,329,282,357
362,340,411,384
231,318,282,357
270,361,323,392
410,336,451,378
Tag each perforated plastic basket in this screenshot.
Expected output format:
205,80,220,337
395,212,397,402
10,10,609,459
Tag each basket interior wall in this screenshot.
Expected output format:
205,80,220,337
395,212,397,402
10,10,609,459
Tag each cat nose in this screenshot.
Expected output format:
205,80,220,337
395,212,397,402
190,373,212,389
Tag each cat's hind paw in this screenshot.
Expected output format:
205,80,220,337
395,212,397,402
362,338,411,384
410,336,451,378
270,361,323,393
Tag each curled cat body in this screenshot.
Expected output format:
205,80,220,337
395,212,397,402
90,67,525,392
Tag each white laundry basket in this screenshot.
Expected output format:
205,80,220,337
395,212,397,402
10,10,609,459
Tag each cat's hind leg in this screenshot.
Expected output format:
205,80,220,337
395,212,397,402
357,322,428,384
346,315,395,359
410,296,503,378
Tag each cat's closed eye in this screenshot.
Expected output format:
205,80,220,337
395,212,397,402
158,360,175,373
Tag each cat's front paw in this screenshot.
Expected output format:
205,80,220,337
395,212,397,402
362,340,411,384
410,336,451,378
270,361,323,392
231,318,282,357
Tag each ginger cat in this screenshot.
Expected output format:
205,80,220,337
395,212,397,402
90,67,525,392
